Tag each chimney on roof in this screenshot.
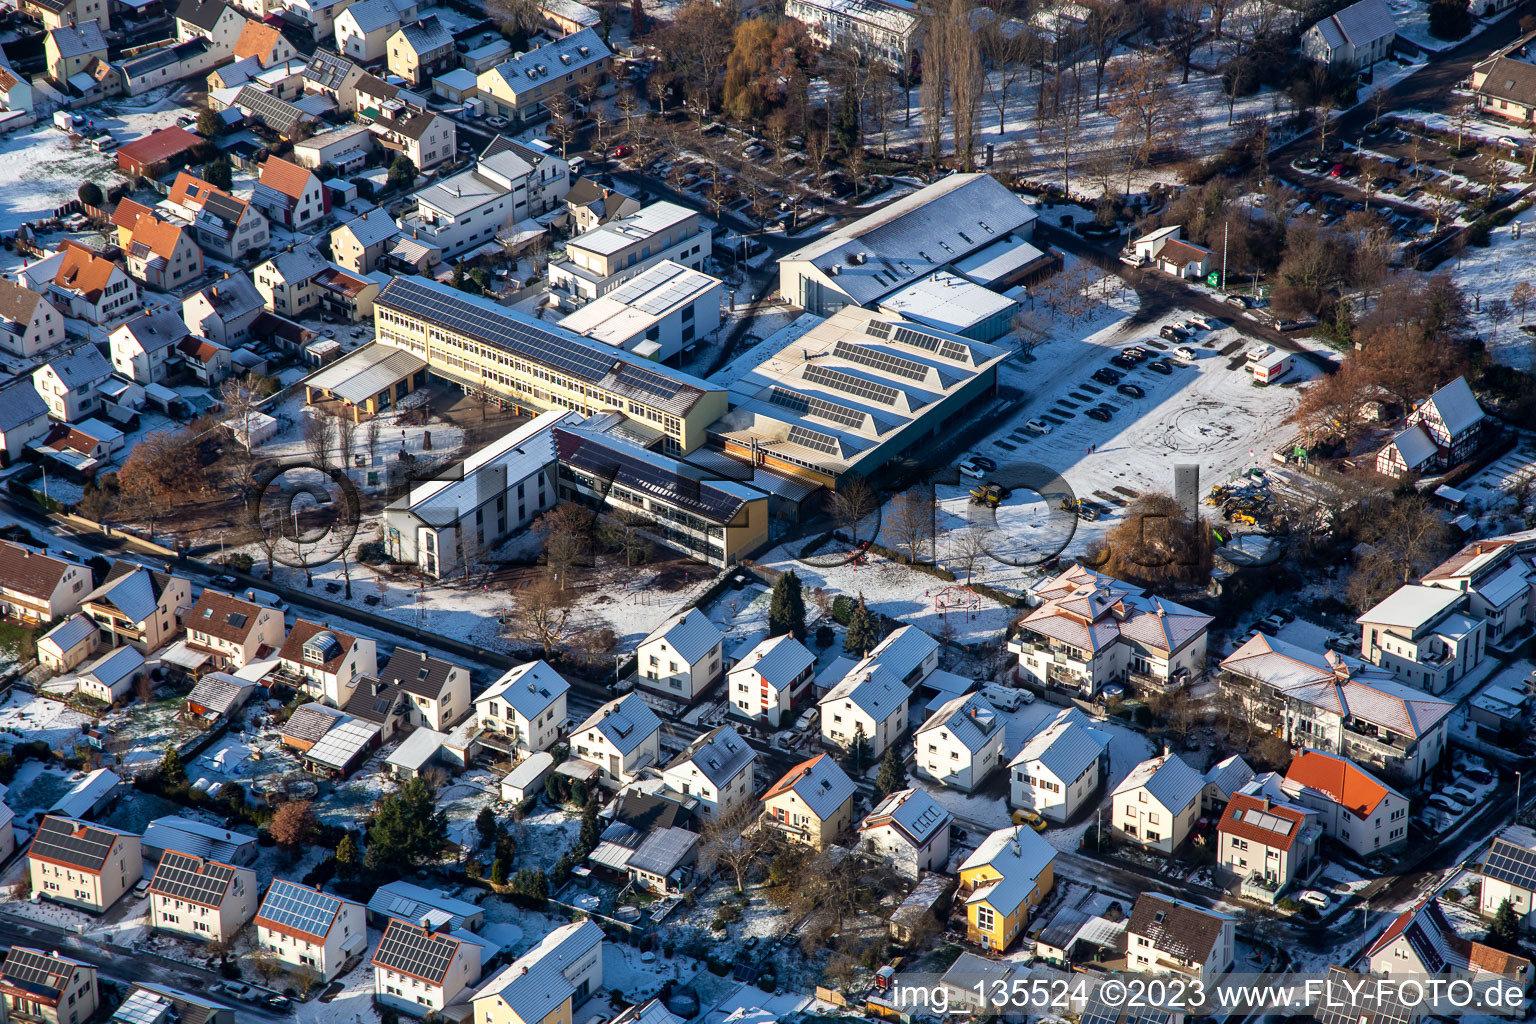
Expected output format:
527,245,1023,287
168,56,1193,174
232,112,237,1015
1260,796,1270,812
1163,744,1170,757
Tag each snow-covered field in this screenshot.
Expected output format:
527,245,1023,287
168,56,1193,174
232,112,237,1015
0,691,92,753
1443,200,1536,370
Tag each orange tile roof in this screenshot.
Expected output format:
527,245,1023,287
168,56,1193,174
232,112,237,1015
233,19,282,63
111,198,154,231
128,216,186,261
1470,942,1531,976
1217,792,1308,853
760,753,827,803
52,246,118,302
258,155,313,201
1284,750,1390,819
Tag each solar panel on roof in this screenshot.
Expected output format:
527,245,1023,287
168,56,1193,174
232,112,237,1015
31,817,116,870
832,340,931,383
1485,840,1536,890
259,879,341,938
787,425,841,455
374,922,458,982
803,363,901,407
767,387,867,430
150,850,236,906
556,429,748,524
864,320,892,340
2,949,72,996
891,323,970,363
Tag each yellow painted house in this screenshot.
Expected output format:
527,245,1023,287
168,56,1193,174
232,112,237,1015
957,825,1056,951
472,920,603,1024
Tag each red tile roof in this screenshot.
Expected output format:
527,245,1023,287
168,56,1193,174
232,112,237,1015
258,155,314,200
1217,792,1308,853
1284,750,1391,819
117,127,202,170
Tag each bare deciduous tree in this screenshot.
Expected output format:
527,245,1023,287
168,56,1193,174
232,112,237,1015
885,487,935,564
701,800,772,892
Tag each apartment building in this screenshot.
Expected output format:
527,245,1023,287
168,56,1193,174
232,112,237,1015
475,27,610,125
1281,750,1410,857
784,0,917,68
1423,528,1536,646
28,815,141,913
254,879,366,982
549,202,712,303
147,850,258,942
1357,585,1486,694
396,140,569,258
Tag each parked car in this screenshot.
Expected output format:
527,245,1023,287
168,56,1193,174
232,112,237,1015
1329,163,1345,177
1092,367,1122,384
1225,294,1252,308
1159,325,1189,342
485,116,509,130
1297,891,1330,911
1110,354,1138,369
1147,360,1173,375
1085,406,1112,422
1175,346,1198,361
1117,383,1145,398
1026,418,1053,434
1120,346,1147,362
210,574,239,589
959,457,989,479
1428,794,1466,816
1259,612,1287,632
1188,314,1217,330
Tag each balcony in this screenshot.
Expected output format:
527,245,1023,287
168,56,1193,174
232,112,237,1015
1239,872,1283,905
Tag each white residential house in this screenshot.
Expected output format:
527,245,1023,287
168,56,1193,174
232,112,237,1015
277,620,379,707
1215,780,1322,904
0,382,51,467
183,589,285,672
0,947,98,1024
1126,225,1211,279
21,245,140,326
1008,707,1111,823
331,210,398,274
913,692,1007,792
174,0,246,56
121,215,204,293
1110,752,1205,854
471,921,604,1024
80,562,192,653
636,610,725,701
32,346,113,422
819,664,909,761
181,275,266,348
109,308,193,384
549,202,713,304
372,918,483,1015
167,172,271,263
727,634,816,727
1008,566,1212,697
75,646,145,703
1479,825,1536,929
1281,749,1409,857
254,879,366,982
252,247,328,316
37,613,99,673
1125,894,1235,984
1366,896,1532,981
857,787,952,880
660,725,758,821
147,851,257,942
1357,585,1486,694
367,104,456,172
334,0,405,63
0,278,65,360
373,647,470,731
0,540,90,624
1302,0,1397,70
251,156,329,230
395,138,570,260
28,815,142,913
1422,528,1536,647
475,660,570,756
572,692,662,785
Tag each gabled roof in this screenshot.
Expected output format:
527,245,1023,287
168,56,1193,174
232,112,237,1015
1384,422,1437,469
116,127,201,168
147,849,243,907
1010,706,1110,780
0,277,44,329
1127,893,1232,965
81,645,144,690
368,880,481,931
39,612,96,654
1475,55,1536,106
1481,825,1536,893
82,561,176,624
478,660,570,719
575,692,661,757
396,13,453,53
1414,376,1485,436
378,646,460,700
915,691,1002,753
484,27,610,95
52,246,120,302
1312,0,1396,48
41,344,112,388
185,673,255,717
257,155,316,200
48,21,106,59
820,662,909,723
1284,749,1400,819
1367,895,1531,977
283,702,346,743
187,589,265,644
371,919,464,985
1157,239,1210,265
186,274,264,325
0,948,92,1006
664,724,756,788
859,786,951,847
643,609,724,664
279,619,360,673
255,878,357,941
1204,754,1254,799
730,634,815,690
336,208,398,248
475,920,604,1022
959,824,1056,916
1111,753,1204,813
341,0,401,32
304,49,360,89
29,814,135,872
115,307,189,353
233,19,285,63
175,0,231,30
1217,792,1312,853
0,540,73,600
761,753,855,821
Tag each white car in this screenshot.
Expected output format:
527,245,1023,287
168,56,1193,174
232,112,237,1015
1175,346,1197,362
1026,418,1053,434
959,458,987,479
1189,314,1216,330
1297,891,1329,910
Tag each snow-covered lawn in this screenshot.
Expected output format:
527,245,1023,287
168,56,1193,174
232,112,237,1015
0,691,92,753
1441,200,1536,371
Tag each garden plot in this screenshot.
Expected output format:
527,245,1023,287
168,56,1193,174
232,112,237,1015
0,690,92,752
1440,200,1536,371
509,805,582,873
1456,443,1536,518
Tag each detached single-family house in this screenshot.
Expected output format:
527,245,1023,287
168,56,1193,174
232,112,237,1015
1110,752,1205,854
28,244,140,325
1356,585,1486,694
660,725,757,821
233,19,297,65
858,787,953,881
1302,0,1397,70
1479,825,1536,929
334,0,405,62
819,665,909,761
1125,894,1235,984
1407,377,1487,468
1009,707,1111,823
255,879,366,982
471,920,604,1024
0,540,89,624
367,105,456,172
572,692,662,785
0,948,98,1024
914,692,1006,792
109,308,192,384
1366,896,1532,982
277,620,379,707
0,383,50,466
37,613,98,673
386,14,455,85
958,825,1057,951
32,346,113,422
373,647,470,731
330,210,397,274
372,918,483,1015
1473,54,1536,124
727,634,816,728
1281,749,1409,857
1216,781,1322,903
184,589,285,671
475,660,570,756
45,21,107,83
28,815,142,913
0,278,65,360
182,275,265,347
123,214,205,293
148,850,258,942
175,0,244,54
760,753,856,849
80,562,191,653
252,156,329,229
637,610,726,701
252,247,328,316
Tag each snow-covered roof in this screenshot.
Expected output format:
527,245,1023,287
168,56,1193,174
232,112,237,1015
1019,565,1211,655
878,271,1017,334
1312,0,1395,49
730,634,814,690
914,691,1002,753
475,921,604,1021
368,880,481,931
820,663,909,722
1415,376,1484,436
1203,755,1254,799
642,608,724,665
38,613,96,654
762,753,856,821
385,727,447,772
575,692,660,757
950,234,1049,288
485,27,611,96
1384,423,1438,469
1356,585,1462,631
960,824,1056,916
859,786,951,847
48,768,121,818
82,645,144,690
1112,753,1204,813
664,725,756,788
1010,706,1110,781
340,0,400,32
478,660,569,720
782,173,1038,307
